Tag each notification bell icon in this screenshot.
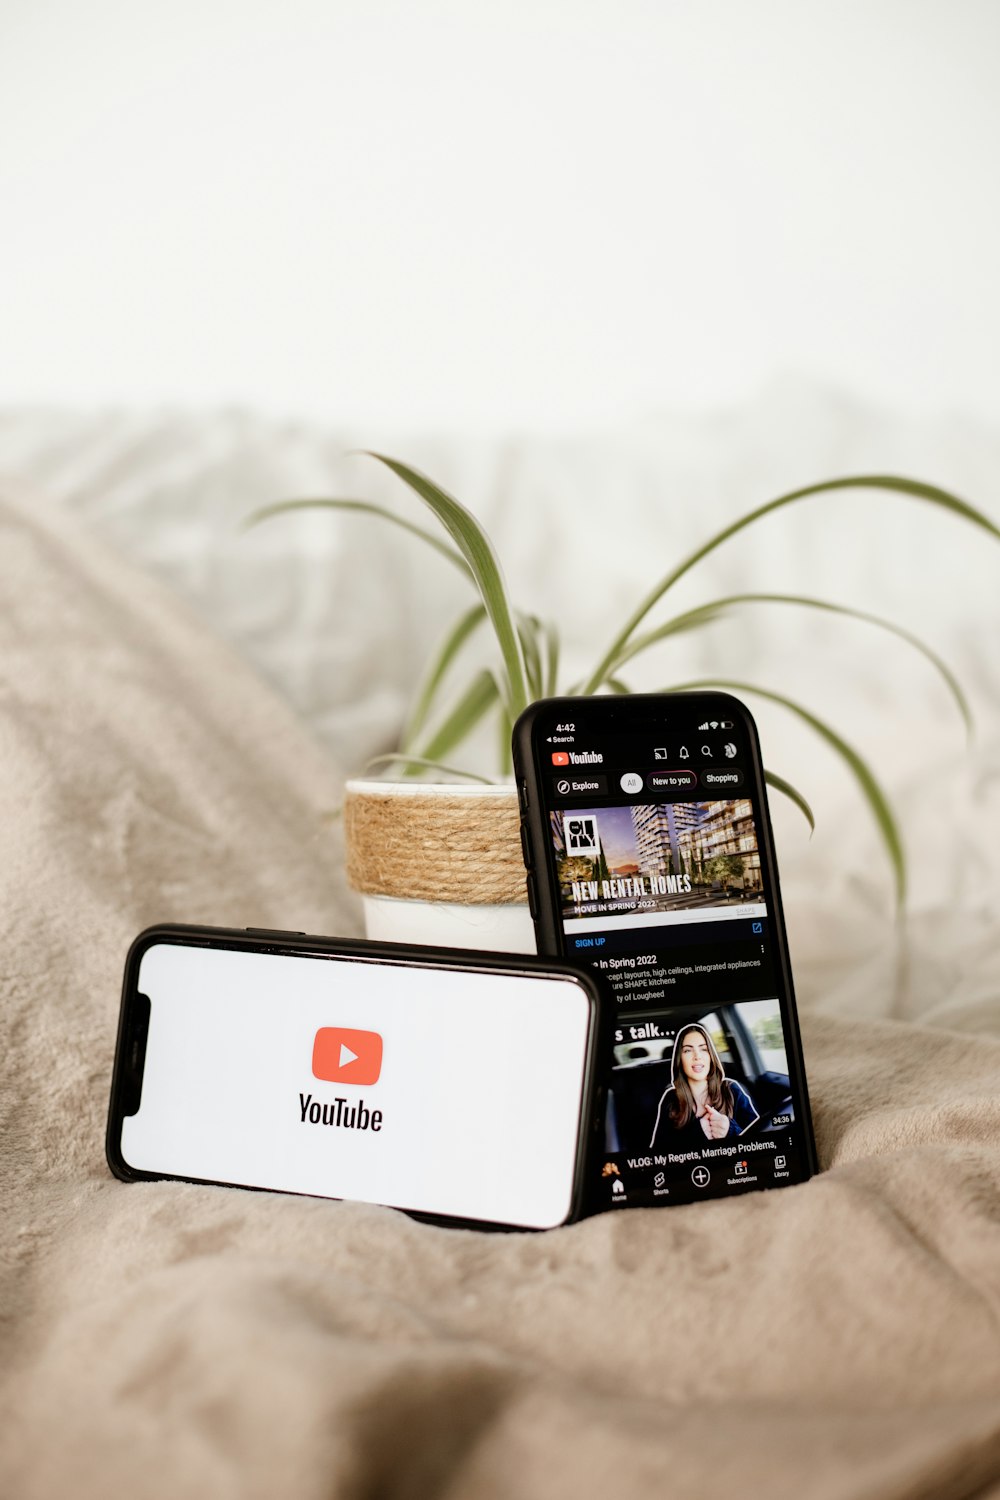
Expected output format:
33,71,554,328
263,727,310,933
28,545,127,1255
678,746,690,759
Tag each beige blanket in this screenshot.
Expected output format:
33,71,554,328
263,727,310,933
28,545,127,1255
2,487,1000,1500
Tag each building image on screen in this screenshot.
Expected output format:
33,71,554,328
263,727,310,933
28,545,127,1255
552,799,762,923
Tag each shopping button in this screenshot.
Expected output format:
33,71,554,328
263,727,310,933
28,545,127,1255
702,768,744,788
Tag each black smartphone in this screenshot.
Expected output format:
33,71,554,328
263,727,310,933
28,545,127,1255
513,693,817,1212
107,925,610,1232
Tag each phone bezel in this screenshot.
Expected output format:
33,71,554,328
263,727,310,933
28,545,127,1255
512,691,819,1186
106,924,612,1232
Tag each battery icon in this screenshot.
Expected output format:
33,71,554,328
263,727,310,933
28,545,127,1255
720,720,734,728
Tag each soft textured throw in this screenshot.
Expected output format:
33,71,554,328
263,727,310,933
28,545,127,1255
2,485,1000,1500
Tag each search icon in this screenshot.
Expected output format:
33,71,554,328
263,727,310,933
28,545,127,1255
701,744,713,757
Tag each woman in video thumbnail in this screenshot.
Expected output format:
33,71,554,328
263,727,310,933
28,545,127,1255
649,1023,759,1150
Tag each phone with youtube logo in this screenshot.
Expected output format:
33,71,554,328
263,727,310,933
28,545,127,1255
106,924,610,1231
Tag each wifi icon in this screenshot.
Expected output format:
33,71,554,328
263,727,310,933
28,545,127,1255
710,720,719,729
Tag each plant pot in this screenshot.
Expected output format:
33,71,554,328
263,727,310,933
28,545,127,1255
343,779,535,952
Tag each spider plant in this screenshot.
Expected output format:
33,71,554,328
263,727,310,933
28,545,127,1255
250,456,1000,908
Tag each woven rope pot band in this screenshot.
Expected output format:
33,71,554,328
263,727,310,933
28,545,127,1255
344,781,526,905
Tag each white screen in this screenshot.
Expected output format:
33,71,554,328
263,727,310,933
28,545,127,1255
119,943,594,1230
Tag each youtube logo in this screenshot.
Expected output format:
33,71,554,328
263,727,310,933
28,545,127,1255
551,752,569,765
312,1026,383,1086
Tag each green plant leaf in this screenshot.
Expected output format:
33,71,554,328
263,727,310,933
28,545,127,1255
402,603,487,751
244,497,471,577
668,678,906,909
361,752,495,785
615,593,972,737
542,619,560,696
414,668,500,767
497,699,515,778
567,613,720,693
517,613,544,701
517,613,561,699
763,770,815,834
585,475,1000,692
366,454,531,717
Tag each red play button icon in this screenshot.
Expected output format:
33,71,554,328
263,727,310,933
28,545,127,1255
312,1027,383,1085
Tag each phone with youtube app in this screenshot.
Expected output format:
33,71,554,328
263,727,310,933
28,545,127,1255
106,925,610,1231
513,692,817,1213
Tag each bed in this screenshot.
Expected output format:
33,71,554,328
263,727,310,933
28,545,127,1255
2,393,1000,1498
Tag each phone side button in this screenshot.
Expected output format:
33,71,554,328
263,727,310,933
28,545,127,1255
525,873,538,918
520,823,533,871
518,778,529,813
245,927,307,937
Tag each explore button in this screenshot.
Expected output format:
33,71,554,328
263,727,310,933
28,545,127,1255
701,768,744,788
552,774,608,798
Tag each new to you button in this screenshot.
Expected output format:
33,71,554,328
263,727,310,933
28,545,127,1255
648,770,697,791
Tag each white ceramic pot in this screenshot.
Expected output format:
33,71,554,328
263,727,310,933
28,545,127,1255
343,779,535,953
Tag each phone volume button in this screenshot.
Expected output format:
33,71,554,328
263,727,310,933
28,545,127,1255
518,778,530,813
526,873,538,918
520,822,533,871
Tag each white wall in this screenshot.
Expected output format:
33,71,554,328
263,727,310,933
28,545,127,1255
1,0,998,434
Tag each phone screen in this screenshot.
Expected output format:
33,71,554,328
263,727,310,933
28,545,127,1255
112,937,598,1230
519,698,815,1210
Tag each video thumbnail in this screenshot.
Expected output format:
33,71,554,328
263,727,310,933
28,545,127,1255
553,798,763,922
606,997,793,1155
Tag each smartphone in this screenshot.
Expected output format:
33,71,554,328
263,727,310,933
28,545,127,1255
106,925,609,1232
513,693,817,1212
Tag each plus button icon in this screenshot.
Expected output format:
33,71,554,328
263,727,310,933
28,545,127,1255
691,1165,711,1188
